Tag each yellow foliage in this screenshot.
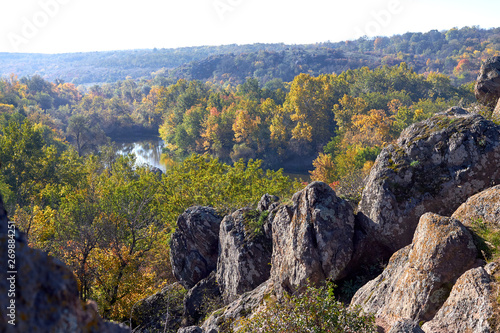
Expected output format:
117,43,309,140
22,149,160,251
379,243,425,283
233,109,261,145
291,121,313,142
0,103,15,113
363,160,374,174
14,205,57,249
333,95,368,133
309,153,335,184
351,109,394,146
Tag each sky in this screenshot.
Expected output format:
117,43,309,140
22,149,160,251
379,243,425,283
0,0,499,54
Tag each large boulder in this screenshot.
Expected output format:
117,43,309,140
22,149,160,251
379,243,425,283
452,184,500,228
357,108,500,255
183,272,222,326
217,208,272,304
170,206,223,289
475,56,500,109
270,181,355,296
350,213,478,329
131,283,185,332
421,265,495,333
0,196,128,333
201,281,270,333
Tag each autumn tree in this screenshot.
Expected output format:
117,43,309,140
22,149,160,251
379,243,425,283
67,114,108,156
284,74,338,150
0,120,64,207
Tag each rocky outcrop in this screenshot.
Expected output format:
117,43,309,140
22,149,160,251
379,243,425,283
421,266,495,333
452,184,500,227
475,56,500,109
493,99,500,121
388,319,424,333
131,283,185,332
217,208,272,304
170,206,223,289
271,181,355,296
358,108,500,255
183,272,222,326
257,193,279,212
0,196,128,333
201,281,270,333
178,326,203,333
350,213,478,329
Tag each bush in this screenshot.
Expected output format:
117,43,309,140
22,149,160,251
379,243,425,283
236,283,377,333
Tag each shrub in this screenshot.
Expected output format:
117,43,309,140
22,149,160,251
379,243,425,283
236,283,377,333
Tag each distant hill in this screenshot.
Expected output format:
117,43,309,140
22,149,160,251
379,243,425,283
0,44,289,85
1,26,499,86
163,26,500,86
163,48,383,86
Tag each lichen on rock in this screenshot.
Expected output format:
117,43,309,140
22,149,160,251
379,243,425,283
170,206,223,289
350,213,478,329
357,107,500,256
270,181,355,296
217,208,273,304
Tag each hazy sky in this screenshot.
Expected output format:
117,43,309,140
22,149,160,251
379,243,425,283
0,0,499,54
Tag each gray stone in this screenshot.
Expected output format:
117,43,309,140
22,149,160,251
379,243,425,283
183,272,222,326
357,109,500,257
201,281,269,333
452,184,500,228
271,181,355,296
389,319,425,333
217,208,272,304
422,266,494,333
257,193,279,212
170,206,223,289
178,326,203,333
350,213,478,328
131,283,185,332
475,56,500,109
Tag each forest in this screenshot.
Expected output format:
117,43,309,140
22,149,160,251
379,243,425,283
0,25,498,327
1,26,500,85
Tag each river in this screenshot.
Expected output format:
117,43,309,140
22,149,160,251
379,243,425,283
115,137,310,181
115,137,167,172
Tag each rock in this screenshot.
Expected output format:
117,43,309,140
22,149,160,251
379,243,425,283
493,99,500,121
271,181,355,296
0,195,128,333
388,319,424,333
475,56,500,109
358,109,500,255
183,272,222,326
257,193,279,212
350,213,478,328
131,283,185,332
201,281,269,333
170,206,223,289
178,326,203,333
421,266,495,333
217,208,272,304
452,184,500,228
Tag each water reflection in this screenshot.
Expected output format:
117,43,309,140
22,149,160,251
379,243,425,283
115,138,166,172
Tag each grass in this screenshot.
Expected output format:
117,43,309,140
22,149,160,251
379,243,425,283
466,220,500,331
468,218,500,261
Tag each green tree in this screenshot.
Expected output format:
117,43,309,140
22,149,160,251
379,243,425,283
67,114,108,156
0,120,64,207
284,74,338,149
